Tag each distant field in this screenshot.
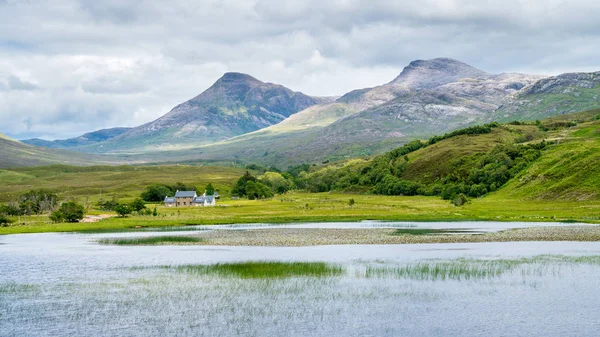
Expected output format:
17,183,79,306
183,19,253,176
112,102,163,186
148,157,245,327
0,164,247,203
1,192,599,235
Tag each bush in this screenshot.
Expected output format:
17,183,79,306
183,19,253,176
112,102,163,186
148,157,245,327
451,193,470,206
0,214,14,226
348,198,355,207
130,198,146,212
114,204,132,218
0,203,22,216
596,114,600,120
52,201,85,223
97,196,119,211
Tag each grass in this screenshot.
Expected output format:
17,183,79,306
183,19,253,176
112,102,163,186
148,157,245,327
0,164,246,204
157,261,344,279
2,192,600,235
97,236,205,245
391,228,482,236
363,255,600,281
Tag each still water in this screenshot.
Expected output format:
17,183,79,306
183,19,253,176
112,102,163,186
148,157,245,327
1,223,600,337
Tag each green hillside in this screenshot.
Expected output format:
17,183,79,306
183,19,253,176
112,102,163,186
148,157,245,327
491,110,600,200
0,165,246,203
297,109,600,201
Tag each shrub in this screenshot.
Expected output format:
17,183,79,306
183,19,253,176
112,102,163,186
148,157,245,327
130,198,146,212
0,214,14,226
348,198,355,207
0,203,22,216
53,201,85,223
114,204,132,218
451,193,470,206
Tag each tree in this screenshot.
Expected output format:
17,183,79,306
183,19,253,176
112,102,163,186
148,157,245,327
152,206,158,217
141,184,173,202
232,171,257,197
130,198,146,212
19,189,58,215
205,183,215,196
259,172,293,194
348,198,355,207
114,204,132,217
52,201,85,223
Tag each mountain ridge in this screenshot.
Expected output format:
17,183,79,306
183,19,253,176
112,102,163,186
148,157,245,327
78,72,325,153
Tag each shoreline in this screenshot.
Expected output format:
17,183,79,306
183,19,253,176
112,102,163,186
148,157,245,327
96,226,600,247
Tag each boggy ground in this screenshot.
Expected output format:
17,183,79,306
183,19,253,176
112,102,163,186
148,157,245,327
98,226,600,246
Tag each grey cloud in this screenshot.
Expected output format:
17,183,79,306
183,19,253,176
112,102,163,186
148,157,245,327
1,0,600,139
7,75,38,91
81,77,149,94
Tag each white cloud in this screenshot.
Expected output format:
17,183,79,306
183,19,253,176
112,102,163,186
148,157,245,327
0,0,600,139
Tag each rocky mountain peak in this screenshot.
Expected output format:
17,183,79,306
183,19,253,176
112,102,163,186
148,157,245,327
391,57,490,90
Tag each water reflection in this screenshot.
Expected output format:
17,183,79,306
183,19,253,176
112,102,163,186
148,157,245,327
2,228,600,336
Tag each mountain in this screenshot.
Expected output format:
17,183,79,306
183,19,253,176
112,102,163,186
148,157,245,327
0,133,120,168
143,58,545,167
81,73,326,153
21,127,132,149
492,71,600,121
23,58,600,169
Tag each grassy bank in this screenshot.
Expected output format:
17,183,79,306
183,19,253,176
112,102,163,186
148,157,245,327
1,192,600,235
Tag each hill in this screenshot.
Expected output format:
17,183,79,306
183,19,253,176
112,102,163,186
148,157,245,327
0,133,121,168
80,72,325,153
21,127,132,149
295,109,600,201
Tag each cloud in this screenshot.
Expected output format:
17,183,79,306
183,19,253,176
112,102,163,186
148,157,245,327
1,0,600,139
7,75,38,91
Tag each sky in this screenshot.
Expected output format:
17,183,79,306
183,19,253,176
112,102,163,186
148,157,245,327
1,0,600,140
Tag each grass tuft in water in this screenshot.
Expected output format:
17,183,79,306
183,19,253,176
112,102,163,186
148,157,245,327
98,236,205,245
390,228,481,236
79,226,208,234
364,255,600,281
161,261,344,279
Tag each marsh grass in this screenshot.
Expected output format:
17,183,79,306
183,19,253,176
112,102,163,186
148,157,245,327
98,236,205,245
391,228,483,236
79,226,207,234
0,283,40,294
362,255,600,281
158,262,344,279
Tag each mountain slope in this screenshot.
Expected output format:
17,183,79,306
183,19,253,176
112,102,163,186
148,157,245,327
83,73,323,153
492,72,600,121
298,109,600,201
143,58,543,167
22,127,132,149
0,133,119,168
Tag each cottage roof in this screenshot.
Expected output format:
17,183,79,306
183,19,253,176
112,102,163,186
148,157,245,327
193,196,206,203
164,197,176,203
206,195,214,203
175,190,197,198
